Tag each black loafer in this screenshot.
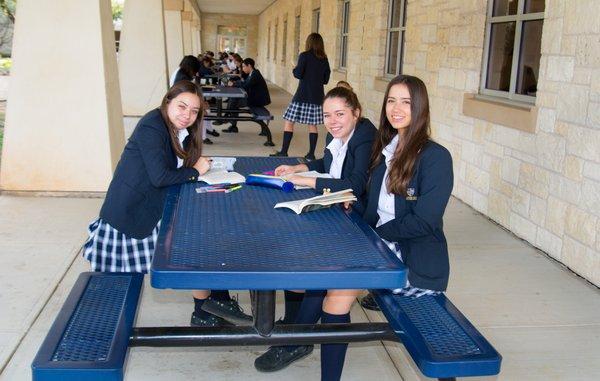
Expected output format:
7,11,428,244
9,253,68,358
201,297,253,325
207,129,220,137
254,345,314,372
222,126,239,133
359,293,381,311
203,138,213,145
190,312,234,327
303,153,316,161
212,120,226,125
269,151,288,157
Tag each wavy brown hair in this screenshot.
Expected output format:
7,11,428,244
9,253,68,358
370,75,431,196
305,33,327,59
324,86,362,118
160,81,204,167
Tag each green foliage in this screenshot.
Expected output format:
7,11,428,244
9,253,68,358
0,57,10,74
112,1,123,21
0,0,15,23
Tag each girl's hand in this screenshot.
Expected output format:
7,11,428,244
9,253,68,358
194,157,212,175
343,201,353,210
286,175,316,189
274,165,296,176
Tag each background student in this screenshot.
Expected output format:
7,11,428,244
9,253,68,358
169,55,200,86
271,33,330,161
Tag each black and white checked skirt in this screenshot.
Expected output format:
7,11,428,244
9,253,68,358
283,101,324,125
83,218,160,273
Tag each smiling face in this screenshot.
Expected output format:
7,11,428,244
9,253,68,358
166,92,201,130
385,83,412,132
323,97,359,143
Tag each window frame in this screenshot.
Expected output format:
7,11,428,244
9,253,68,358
384,0,407,77
339,0,350,69
273,20,278,62
294,13,301,61
312,8,320,33
267,23,271,59
480,0,545,104
282,17,288,63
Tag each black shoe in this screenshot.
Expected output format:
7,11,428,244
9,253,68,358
222,126,239,133
359,293,380,311
212,120,226,126
190,312,234,327
207,129,220,137
269,151,288,157
203,138,213,145
201,297,253,325
303,153,316,161
254,345,314,372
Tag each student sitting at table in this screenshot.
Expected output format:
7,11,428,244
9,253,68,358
197,56,215,80
255,75,453,380
82,81,249,327
221,58,271,133
169,55,200,86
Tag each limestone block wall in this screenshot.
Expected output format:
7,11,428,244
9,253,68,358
200,13,259,58
258,0,600,286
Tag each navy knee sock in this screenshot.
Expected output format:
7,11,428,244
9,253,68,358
308,132,318,156
284,290,326,351
283,290,305,324
280,131,293,154
320,311,351,381
210,290,231,301
193,297,212,319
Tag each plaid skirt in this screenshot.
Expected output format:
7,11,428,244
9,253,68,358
283,101,324,125
82,218,160,273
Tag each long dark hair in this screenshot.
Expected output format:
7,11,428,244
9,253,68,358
370,75,431,196
305,33,327,59
160,81,204,167
179,55,200,79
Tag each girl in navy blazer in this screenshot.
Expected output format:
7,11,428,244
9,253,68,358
271,33,331,161
83,81,248,327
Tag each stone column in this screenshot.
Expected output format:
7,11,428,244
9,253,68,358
0,0,124,192
182,11,193,55
118,0,168,116
164,0,184,77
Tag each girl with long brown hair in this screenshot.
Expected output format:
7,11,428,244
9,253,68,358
271,32,331,161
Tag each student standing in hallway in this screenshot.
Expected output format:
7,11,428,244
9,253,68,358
271,33,330,161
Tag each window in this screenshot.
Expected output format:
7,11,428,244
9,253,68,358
384,0,407,76
274,21,278,61
312,8,320,33
481,0,545,102
267,23,271,59
282,18,288,63
294,14,301,60
339,0,350,69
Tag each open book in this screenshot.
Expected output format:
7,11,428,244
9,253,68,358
274,189,356,214
198,169,245,185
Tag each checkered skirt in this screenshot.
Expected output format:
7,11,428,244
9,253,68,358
82,218,160,273
283,101,324,125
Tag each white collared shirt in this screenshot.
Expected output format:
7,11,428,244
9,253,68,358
327,129,354,179
176,128,189,168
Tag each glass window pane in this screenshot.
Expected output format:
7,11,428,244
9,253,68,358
402,0,407,27
524,0,545,13
516,19,543,96
341,36,348,67
390,0,401,28
486,22,515,92
492,0,518,17
386,31,399,75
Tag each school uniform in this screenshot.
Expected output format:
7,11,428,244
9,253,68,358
361,137,454,291
283,51,331,125
306,117,376,196
239,69,271,108
171,69,193,87
83,108,199,273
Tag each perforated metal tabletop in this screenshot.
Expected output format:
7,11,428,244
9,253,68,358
151,157,407,290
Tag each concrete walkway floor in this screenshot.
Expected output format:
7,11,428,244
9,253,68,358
1,83,599,380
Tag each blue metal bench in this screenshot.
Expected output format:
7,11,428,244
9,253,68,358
371,289,502,379
31,272,144,381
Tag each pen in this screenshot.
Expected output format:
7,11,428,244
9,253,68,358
225,185,242,193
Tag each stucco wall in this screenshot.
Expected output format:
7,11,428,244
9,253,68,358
257,0,600,286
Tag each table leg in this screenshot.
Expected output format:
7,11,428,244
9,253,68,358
251,290,275,337
216,98,223,117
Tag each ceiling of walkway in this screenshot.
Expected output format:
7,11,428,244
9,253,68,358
195,0,276,15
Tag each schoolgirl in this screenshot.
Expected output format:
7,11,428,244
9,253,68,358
170,55,200,86
255,75,453,380
83,81,249,326
271,33,331,161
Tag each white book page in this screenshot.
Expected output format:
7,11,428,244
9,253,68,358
210,157,236,171
198,169,245,185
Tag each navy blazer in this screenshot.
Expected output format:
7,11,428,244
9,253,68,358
239,69,271,107
361,140,453,291
292,51,331,104
100,109,199,239
306,118,376,197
